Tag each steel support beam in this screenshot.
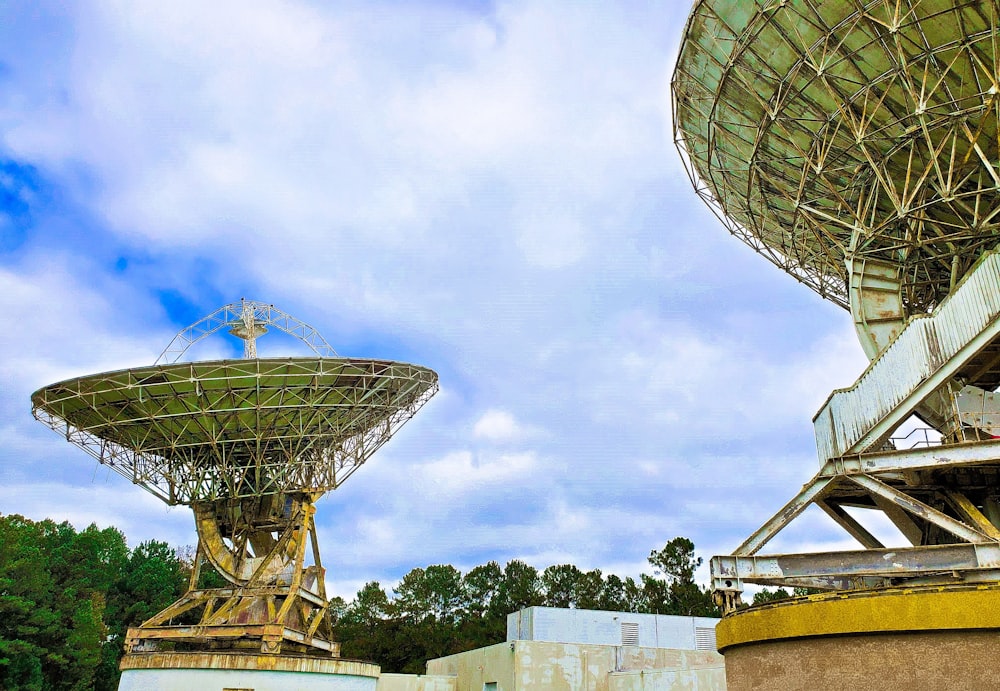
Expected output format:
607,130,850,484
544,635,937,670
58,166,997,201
816,499,884,549
871,493,924,546
848,474,996,543
820,439,1000,477
734,477,835,556
946,491,1000,540
711,542,1000,592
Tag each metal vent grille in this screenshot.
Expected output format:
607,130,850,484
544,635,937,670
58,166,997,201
621,622,639,646
695,626,717,651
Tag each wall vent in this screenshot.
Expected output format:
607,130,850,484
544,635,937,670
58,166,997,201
621,621,640,645
695,626,717,650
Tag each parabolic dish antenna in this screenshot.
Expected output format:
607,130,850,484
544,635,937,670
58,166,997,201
673,1,1000,610
31,299,438,656
673,0,1000,315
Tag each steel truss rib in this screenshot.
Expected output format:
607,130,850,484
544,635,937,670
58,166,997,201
712,542,1000,592
674,0,1000,314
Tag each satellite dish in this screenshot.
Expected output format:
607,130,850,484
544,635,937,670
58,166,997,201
673,1,1000,611
32,300,438,656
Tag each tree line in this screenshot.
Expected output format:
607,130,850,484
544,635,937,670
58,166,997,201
333,535,719,672
0,514,188,690
0,513,719,688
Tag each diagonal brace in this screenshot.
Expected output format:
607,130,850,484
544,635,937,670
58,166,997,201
848,474,997,543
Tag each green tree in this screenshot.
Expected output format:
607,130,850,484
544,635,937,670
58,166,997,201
111,540,186,628
394,565,463,623
541,564,583,608
461,561,501,617
752,588,791,605
459,561,505,648
65,595,104,691
649,537,699,584
575,569,604,610
646,537,719,617
492,560,542,618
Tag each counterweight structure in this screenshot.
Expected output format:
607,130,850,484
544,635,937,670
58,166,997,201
32,300,438,654
673,0,1000,610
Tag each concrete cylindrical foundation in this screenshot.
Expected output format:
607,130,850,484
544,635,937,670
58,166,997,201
119,651,380,691
717,584,1000,691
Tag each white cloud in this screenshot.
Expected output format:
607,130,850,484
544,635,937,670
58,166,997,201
0,0,877,601
472,408,533,442
0,481,196,549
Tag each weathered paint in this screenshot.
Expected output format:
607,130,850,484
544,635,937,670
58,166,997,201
717,585,1000,691
716,583,1000,651
377,672,458,691
814,249,1000,460
118,652,378,691
847,256,905,360
427,640,724,691
426,641,516,691
608,667,726,691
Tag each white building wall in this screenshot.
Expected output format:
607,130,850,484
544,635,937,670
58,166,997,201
506,607,719,650
119,668,376,691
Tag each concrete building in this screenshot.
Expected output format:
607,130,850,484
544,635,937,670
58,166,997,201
380,607,726,691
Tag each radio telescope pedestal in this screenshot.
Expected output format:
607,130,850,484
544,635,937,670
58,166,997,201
32,300,438,689
674,2,1000,687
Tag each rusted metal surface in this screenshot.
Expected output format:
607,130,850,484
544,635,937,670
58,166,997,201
126,494,340,656
955,385,1000,435
847,474,995,544
120,651,374,674
712,542,1000,592
32,301,440,655
818,438,1000,477
847,257,905,361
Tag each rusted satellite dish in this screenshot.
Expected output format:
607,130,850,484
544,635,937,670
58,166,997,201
32,299,438,655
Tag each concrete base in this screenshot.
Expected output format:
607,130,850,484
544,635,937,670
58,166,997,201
119,651,379,691
717,584,1000,691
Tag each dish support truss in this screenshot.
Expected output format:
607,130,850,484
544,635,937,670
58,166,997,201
126,493,339,656
713,248,1000,612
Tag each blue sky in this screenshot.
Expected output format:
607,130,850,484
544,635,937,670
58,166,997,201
0,1,874,599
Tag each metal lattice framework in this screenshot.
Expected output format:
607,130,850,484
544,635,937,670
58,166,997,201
673,1,1000,611
30,301,438,655
156,299,338,363
31,357,438,505
673,0,1000,313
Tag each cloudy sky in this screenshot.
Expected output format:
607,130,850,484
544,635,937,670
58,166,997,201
0,1,878,599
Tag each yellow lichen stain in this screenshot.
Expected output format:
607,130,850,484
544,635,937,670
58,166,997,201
717,583,1000,651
